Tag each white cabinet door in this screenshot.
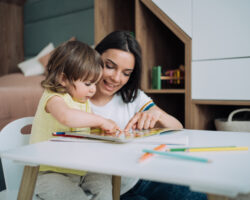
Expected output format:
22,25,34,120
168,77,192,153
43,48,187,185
192,58,250,100
192,0,250,60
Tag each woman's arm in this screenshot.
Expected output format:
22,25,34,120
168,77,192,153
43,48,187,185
124,105,183,131
46,96,120,132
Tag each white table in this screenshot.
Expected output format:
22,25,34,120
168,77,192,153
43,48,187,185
1,129,250,200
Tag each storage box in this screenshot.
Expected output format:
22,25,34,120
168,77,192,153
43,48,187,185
214,108,250,132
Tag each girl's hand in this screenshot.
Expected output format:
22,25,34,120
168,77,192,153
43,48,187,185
100,118,121,133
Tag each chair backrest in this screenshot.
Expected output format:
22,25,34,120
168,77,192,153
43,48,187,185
0,117,34,190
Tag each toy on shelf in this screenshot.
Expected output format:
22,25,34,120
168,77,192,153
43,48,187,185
151,65,185,89
161,65,184,86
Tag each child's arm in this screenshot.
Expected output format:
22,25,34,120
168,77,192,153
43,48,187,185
46,95,120,133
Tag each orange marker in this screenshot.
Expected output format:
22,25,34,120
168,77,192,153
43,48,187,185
139,144,166,163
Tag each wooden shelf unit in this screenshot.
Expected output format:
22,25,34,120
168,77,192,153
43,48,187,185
0,0,25,76
94,0,135,45
95,0,192,127
191,100,250,130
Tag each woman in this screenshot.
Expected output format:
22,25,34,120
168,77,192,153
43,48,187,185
91,31,207,200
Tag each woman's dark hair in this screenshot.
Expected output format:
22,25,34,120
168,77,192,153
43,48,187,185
95,30,142,103
42,40,103,93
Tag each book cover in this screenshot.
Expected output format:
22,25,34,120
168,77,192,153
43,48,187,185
52,128,179,143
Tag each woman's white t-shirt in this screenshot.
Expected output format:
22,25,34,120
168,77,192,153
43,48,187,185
90,90,152,194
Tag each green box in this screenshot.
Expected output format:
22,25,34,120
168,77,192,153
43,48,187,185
152,66,161,89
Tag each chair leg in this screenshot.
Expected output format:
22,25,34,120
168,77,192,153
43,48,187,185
18,166,39,200
112,175,121,200
0,159,6,191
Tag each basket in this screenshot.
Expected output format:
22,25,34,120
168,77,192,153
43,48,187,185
214,108,250,132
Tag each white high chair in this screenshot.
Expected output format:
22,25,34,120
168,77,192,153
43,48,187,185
0,117,34,199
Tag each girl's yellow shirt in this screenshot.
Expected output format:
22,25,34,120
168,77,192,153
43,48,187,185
30,89,91,175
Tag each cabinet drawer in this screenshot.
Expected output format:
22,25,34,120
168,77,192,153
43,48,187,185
192,58,250,100
192,0,250,60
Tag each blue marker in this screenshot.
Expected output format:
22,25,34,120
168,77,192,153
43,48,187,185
53,132,65,135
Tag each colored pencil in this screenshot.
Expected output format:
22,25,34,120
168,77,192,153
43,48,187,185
142,149,211,163
165,146,235,152
139,144,166,163
52,132,85,139
166,146,248,152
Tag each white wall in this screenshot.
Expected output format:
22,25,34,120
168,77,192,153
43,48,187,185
152,0,192,37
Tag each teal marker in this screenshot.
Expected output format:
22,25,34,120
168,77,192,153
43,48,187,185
142,149,211,163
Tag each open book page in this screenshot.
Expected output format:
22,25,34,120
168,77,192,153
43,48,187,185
51,128,187,145
131,131,188,145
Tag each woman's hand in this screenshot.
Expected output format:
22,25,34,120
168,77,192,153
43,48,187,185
124,108,160,131
124,106,183,131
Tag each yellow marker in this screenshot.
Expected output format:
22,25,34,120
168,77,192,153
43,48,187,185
188,146,248,152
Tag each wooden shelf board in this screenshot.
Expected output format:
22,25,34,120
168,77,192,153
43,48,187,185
192,100,250,106
161,76,184,80
145,89,185,94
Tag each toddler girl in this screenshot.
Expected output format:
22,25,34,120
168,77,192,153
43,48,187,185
31,41,117,200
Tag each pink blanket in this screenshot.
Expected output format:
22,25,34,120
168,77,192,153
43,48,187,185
0,73,44,130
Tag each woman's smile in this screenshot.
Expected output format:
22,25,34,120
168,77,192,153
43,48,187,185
103,80,120,91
